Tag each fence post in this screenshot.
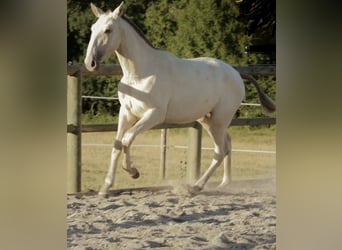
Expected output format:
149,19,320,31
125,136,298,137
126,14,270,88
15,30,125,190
67,72,82,193
187,122,202,183
160,128,168,179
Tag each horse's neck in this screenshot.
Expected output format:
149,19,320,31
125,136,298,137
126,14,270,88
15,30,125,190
115,18,155,82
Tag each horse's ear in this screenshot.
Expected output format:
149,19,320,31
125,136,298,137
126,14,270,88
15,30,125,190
90,3,104,17
112,1,125,18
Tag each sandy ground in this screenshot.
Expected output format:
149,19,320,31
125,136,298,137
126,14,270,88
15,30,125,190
67,178,276,249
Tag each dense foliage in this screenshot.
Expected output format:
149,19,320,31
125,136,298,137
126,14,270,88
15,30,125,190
67,0,275,120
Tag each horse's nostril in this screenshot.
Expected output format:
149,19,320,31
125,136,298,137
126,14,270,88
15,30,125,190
91,60,96,68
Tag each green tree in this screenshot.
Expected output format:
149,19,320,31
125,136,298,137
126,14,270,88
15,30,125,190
237,0,276,64
145,0,251,65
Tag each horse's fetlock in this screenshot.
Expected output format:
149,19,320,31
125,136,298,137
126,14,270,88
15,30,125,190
213,152,224,161
105,177,113,186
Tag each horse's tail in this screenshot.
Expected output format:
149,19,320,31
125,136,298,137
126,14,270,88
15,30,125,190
240,73,276,114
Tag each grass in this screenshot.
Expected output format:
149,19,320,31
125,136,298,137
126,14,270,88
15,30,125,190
80,124,276,192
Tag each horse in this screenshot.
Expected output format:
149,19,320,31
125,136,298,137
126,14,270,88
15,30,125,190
84,2,276,197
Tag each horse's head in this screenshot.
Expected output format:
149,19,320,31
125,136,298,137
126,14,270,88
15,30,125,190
84,2,124,71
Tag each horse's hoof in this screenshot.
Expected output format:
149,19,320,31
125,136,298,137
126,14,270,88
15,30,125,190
98,186,109,198
187,185,202,196
130,167,140,179
98,191,109,198
217,181,230,189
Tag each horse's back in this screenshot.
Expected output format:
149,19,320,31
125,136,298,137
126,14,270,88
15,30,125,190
185,56,245,104
159,55,245,124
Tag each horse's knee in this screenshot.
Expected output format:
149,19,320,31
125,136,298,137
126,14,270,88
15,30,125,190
114,140,123,150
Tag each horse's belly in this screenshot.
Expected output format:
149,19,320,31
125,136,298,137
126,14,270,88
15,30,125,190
164,97,217,123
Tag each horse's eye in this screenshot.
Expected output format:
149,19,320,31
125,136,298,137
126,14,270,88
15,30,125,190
104,29,112,34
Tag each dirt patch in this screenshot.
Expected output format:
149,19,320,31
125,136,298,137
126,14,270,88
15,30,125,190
67,178,276,249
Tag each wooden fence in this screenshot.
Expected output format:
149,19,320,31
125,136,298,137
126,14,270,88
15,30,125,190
67,64,276,193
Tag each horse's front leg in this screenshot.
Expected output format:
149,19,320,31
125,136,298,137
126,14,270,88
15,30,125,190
119,108,165,177
119,108,165,185
122,108,165,147
98,141,123,197
98,107,137,197
121,145,140,179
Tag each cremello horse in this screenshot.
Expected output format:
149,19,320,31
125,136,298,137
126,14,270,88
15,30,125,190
84,2,276,197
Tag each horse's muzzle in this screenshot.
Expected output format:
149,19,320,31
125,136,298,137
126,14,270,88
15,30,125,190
84,57,100,72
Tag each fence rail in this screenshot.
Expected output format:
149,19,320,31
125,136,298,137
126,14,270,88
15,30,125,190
67,63,275,76
67,117,275,134
67,64,276,194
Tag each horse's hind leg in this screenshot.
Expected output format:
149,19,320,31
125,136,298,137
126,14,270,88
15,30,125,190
189,122,231,194
219,133,232,188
